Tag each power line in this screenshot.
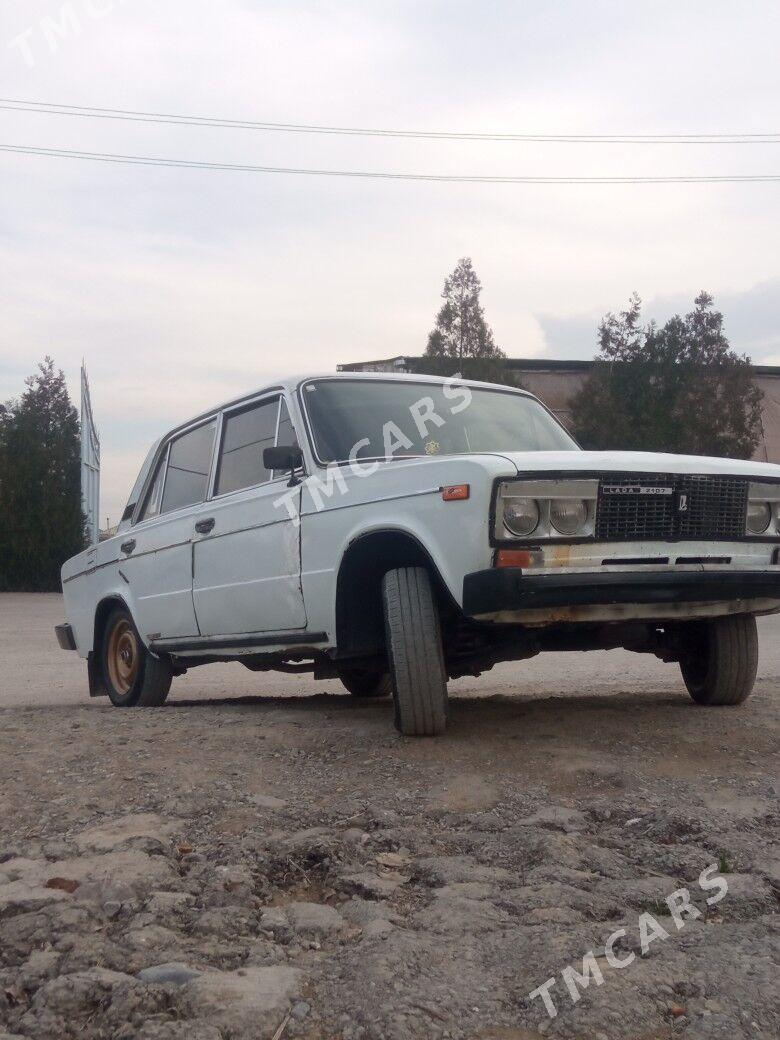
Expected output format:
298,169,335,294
2,142,779,183
2,98,780,145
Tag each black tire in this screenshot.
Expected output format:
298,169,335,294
101,607,173,708
680,614,758,706
338,665,392,698
382,566,448,736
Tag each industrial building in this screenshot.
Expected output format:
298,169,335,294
338,357,780,464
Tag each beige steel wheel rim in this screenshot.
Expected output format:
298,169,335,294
106,618,139,695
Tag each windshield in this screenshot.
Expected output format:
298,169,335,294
302,379,578,463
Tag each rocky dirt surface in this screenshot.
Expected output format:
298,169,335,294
0,595,778,1040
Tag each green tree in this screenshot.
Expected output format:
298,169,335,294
571,293,763,459
418,258,514,384
0,358,86,591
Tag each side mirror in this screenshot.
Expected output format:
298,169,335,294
264,445,304,486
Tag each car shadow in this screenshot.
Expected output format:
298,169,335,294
168,688,695,716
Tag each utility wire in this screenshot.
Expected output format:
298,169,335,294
2,143,779,183
2,98,780,144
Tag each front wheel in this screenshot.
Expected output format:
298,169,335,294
101,607,173,708
382,567,448,736
680,614,758,706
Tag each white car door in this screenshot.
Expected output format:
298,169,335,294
120,418,217,641
191,393,307,637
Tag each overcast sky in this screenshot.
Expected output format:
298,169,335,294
2,0,780,522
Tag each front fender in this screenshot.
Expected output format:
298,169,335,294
299,455,512,639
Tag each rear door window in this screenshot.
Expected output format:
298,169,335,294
159,420,217,514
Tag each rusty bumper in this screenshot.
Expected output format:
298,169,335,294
462,568,780,619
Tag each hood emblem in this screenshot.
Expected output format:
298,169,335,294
602,484,674,496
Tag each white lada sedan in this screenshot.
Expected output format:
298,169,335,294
57,373,780,735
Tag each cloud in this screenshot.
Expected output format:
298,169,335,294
537,280,780,362
2,0,780,519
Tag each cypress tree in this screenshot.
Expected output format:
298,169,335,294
0,358,86,591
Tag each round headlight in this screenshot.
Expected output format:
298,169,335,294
747,501,772,535
550,498,588,536
504,498,540,537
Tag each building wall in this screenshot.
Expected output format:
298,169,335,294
338,356,780,464
515,369,585,431
756,372,780,463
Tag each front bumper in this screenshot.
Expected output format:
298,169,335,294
462,568,780,619
55,623,77,651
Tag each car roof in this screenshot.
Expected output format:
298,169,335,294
158,371,532,444
118,371,535,530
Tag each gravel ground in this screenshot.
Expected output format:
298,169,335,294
0,593,778,1040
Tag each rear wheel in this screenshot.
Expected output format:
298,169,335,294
101,607,172,708
382,566,448,736
680,614,758,706
338,665,392,698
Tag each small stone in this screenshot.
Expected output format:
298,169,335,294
0,880,68,914
104,900,122,918
518,806,588,833
339,871,408,899
375,851,408,870
250,794,287,810
44,877,80,894
181,966,303,1034
73,814,176,852
291,1000,311,1020
138,962,202,987
260,907,291,939
286,901,345,937
362,918,394,940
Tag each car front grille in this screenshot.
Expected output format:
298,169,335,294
595,473,749,542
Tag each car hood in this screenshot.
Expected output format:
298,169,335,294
493,449,780,480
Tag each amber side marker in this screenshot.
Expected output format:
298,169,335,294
442,484,470,501
496,549,533,568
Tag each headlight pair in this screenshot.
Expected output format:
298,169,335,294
504,497,588,537
497,479,598,541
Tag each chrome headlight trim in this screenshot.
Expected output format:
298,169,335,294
747,482,780,537
496,478,599,541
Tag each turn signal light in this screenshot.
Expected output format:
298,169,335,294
496,549,533,568
442,484,470,502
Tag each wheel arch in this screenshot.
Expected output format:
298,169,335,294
87,595,132,698
93,594,133,651
334,527,458,660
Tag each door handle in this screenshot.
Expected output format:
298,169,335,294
195,517,216,535
120,539,136,555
